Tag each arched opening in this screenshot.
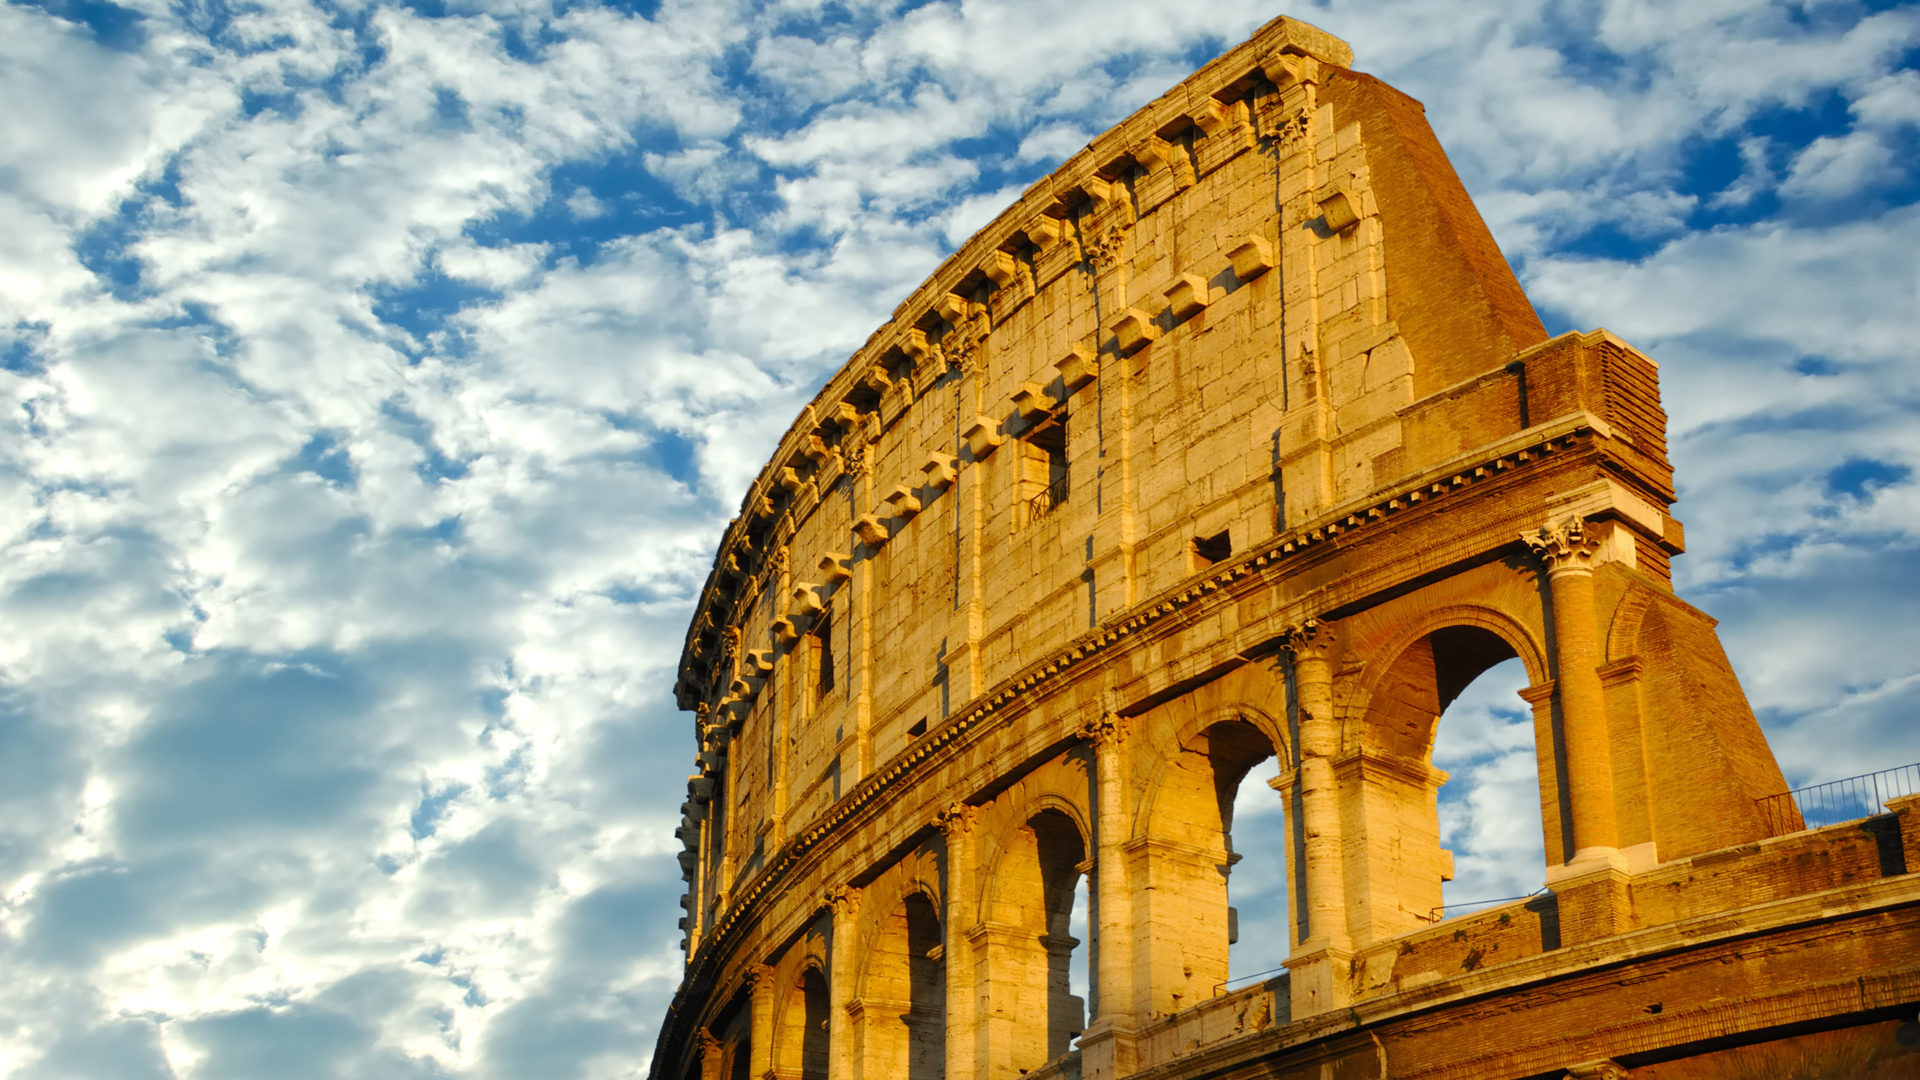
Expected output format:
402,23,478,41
857,890,947,1079
1432,656,1544,915
774,965,830,1080
1031,810,1087,1059
1357,623,1547,938
904,895,945,1080
980,806,1087,1072
800,968,830,1080
1227,753,1288,980
1136,718,1286,1010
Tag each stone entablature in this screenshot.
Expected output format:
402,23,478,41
652,14,1913,1080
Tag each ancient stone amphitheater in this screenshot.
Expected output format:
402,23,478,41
653,15,1920,1080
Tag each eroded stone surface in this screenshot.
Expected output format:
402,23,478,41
654,14,1918,1080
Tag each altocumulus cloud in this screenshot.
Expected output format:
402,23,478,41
0,0,1915,1075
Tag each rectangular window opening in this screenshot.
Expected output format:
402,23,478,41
1022,416,1069,523
1193,529,1232,568
811,612,834,700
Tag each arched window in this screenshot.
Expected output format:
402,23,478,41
980,806,1088,1071
1357,623,1549,938
1432,656,1545,916
774,965,830,1080
855,891,946,1079
1137,718,1287,1010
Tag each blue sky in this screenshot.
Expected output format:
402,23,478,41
1,0,1917,1076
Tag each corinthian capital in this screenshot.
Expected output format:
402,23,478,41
822,885,862,917
935,801,978,838
1522,517,1601,574
1279,618,1332,661
1077,712,1125,750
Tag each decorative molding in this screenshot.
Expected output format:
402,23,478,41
823,885,862,918
1279,618,1332,661
982,249,1019,288
1274,107,1311,151
1078,711,1125,750
666,419,1606,1054
935,801,979,838
1563,1061,1630,1080
1522,516,1601,575
1084,224,1126,270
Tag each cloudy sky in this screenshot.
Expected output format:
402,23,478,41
2,0,1917,1075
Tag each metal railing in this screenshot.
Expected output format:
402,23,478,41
1757,762,1920,834
1427,886,1550,924
1027,475,1069,522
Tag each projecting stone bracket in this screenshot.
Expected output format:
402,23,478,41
1110,307,1159,356
817,553,852,586
1227,235,1274,280
922,453,958,490
1052,345,1099,395
1165,273,1210,322
853,513,891,550
1316,185,1362,233
961,416,1005,460
1010,382,1054,425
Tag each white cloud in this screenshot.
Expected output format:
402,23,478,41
1780,130,1901,198
0,0,1914,1075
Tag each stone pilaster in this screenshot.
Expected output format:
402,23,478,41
1522,518,1620,867
748,964,776,1080
937,803,980,1080
1078,712,1138,1080
1279,619,1353,1016
825,886,862,1080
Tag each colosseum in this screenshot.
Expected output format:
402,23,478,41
653,15,1920,1080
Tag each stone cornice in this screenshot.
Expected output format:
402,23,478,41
656,418,1615,1058
673,14,1352,711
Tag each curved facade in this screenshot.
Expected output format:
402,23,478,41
656,16,1920,1080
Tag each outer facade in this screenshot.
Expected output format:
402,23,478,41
656,17,1920,1080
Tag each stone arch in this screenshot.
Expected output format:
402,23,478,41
971,762,1092,1077
770,935,832,1080
1129,702,1293,840
1339,603,1551,945
1346,603,1548,759
1129,703,1293,1014
851,851,947,1080
1605,582,1656,663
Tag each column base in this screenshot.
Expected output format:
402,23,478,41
1075,1017,1139,1080
1545,855,1639,945
1282,940,1353,1019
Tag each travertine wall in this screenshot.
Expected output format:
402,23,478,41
653,14,1915,1080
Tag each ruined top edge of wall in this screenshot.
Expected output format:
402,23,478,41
673,14,1354,697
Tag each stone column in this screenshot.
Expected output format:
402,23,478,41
826,886,863,1080
749,964,776,1080
1522,518,1620,866
938,804,979,1080
696,1030,725,1080
1279,620,1352,1016
1078,713,1137,1080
